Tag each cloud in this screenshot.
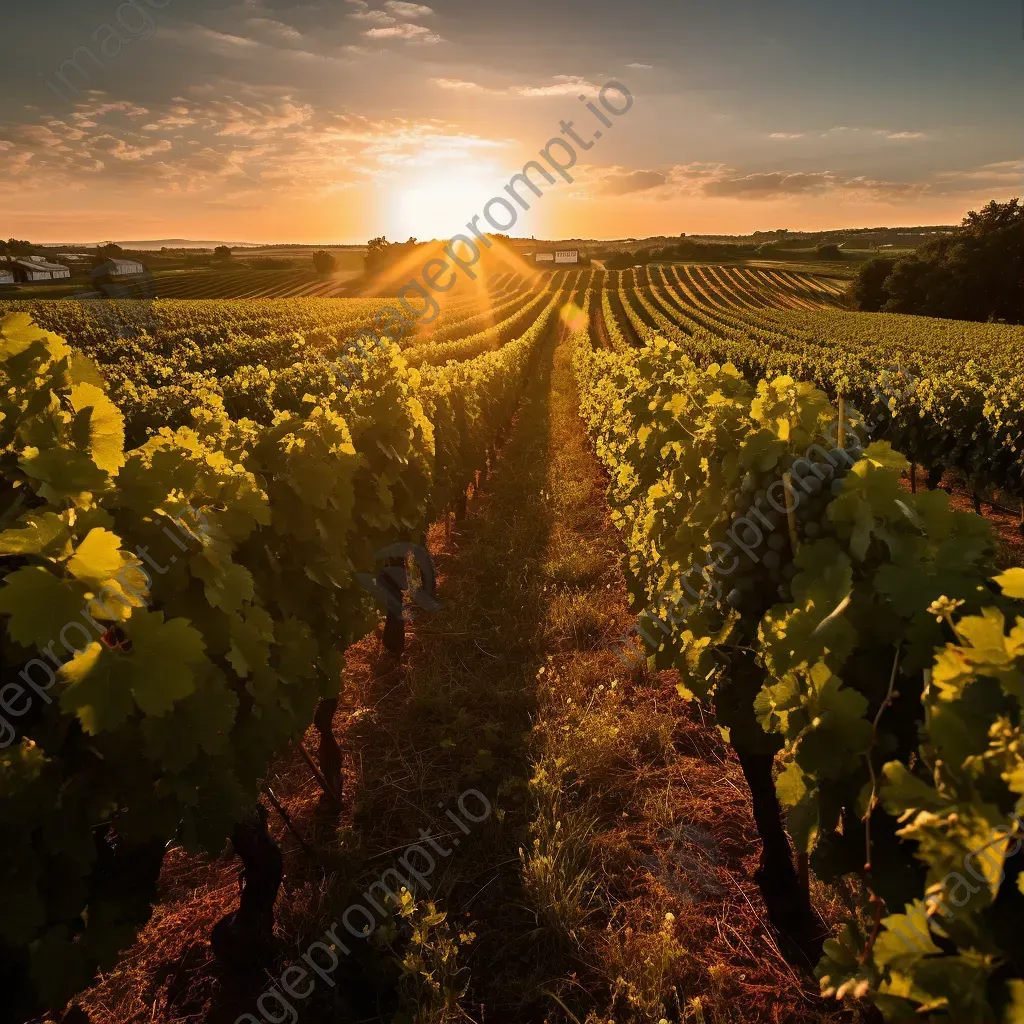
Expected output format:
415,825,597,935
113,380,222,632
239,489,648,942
245,18,303,42
580,161,940,203
822,126,927,140
514,75,601,97
769,132,804,140
626,62,653,69
384,1,434,16
351,9,396,22
875,130,926,140
933,160,1024,188
835,176,928,199
429,74,601,98
597,169,668,196
365,23,441,42
701,170,836,198
432,78,491,92
0,88,505,204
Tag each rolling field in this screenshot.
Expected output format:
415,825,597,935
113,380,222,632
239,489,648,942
3,265,1024,1024
151,268,363,299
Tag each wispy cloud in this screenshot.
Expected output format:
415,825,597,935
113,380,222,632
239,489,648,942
515,74,601,97
384,1,434,16
581,162,951,203
244,18,303,43
597,168,667,196
430,74,601,98
352,9,396,23
0,89,506,203
822,126,928,141
365,23,441,42
433,78,491,92
769,132,804,140
626,62,653,69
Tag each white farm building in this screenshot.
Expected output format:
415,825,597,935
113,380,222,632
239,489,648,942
99,258,147,276
9,257,72,282
532,249,580,265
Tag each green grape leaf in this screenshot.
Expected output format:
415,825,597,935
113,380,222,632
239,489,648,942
67,528,126,588
881,761,948,815
995,568,1024,601
192,557,254,614
859,441,911,474
19,447,107,500
226,606,274,680
140,672,239,772
0,566,88,648
0,312,71,362
69,382,125,476
59,643,134,734
1002,981,1024,1024
121,611,208,717
276,616,319,681
874,902,943,967
776,760,808,807
0,512,72,559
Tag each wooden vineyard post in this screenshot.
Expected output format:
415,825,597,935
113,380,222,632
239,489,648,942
837,395,846,453
910,461,917,493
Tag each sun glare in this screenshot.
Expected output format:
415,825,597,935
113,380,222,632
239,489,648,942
387,169,509,242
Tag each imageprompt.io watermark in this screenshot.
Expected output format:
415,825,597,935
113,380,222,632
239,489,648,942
615,368,918,668
39,0,176,105
237,788,493,1024
331,79,634,390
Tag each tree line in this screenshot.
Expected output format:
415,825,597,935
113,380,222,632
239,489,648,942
851,198,1023,323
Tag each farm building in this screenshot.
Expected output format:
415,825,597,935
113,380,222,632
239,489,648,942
0,268,13,285
97,258,147,276
532,249,580,265
90,258,154,299
8,257,71,282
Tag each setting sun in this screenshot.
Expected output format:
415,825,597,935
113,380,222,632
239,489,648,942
386,167,520,241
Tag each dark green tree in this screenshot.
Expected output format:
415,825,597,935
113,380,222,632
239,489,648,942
849,256,897,312
312,250,337,276
850,199,1023,323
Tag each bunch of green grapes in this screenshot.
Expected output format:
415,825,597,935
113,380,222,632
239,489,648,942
723,442,861,622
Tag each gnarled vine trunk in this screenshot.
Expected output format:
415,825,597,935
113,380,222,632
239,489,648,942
211,805,283,970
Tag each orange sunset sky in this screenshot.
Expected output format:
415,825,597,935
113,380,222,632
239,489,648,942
1,0,1021,243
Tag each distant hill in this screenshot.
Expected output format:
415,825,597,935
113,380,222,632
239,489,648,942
49,240,372,251
53,239,262,251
